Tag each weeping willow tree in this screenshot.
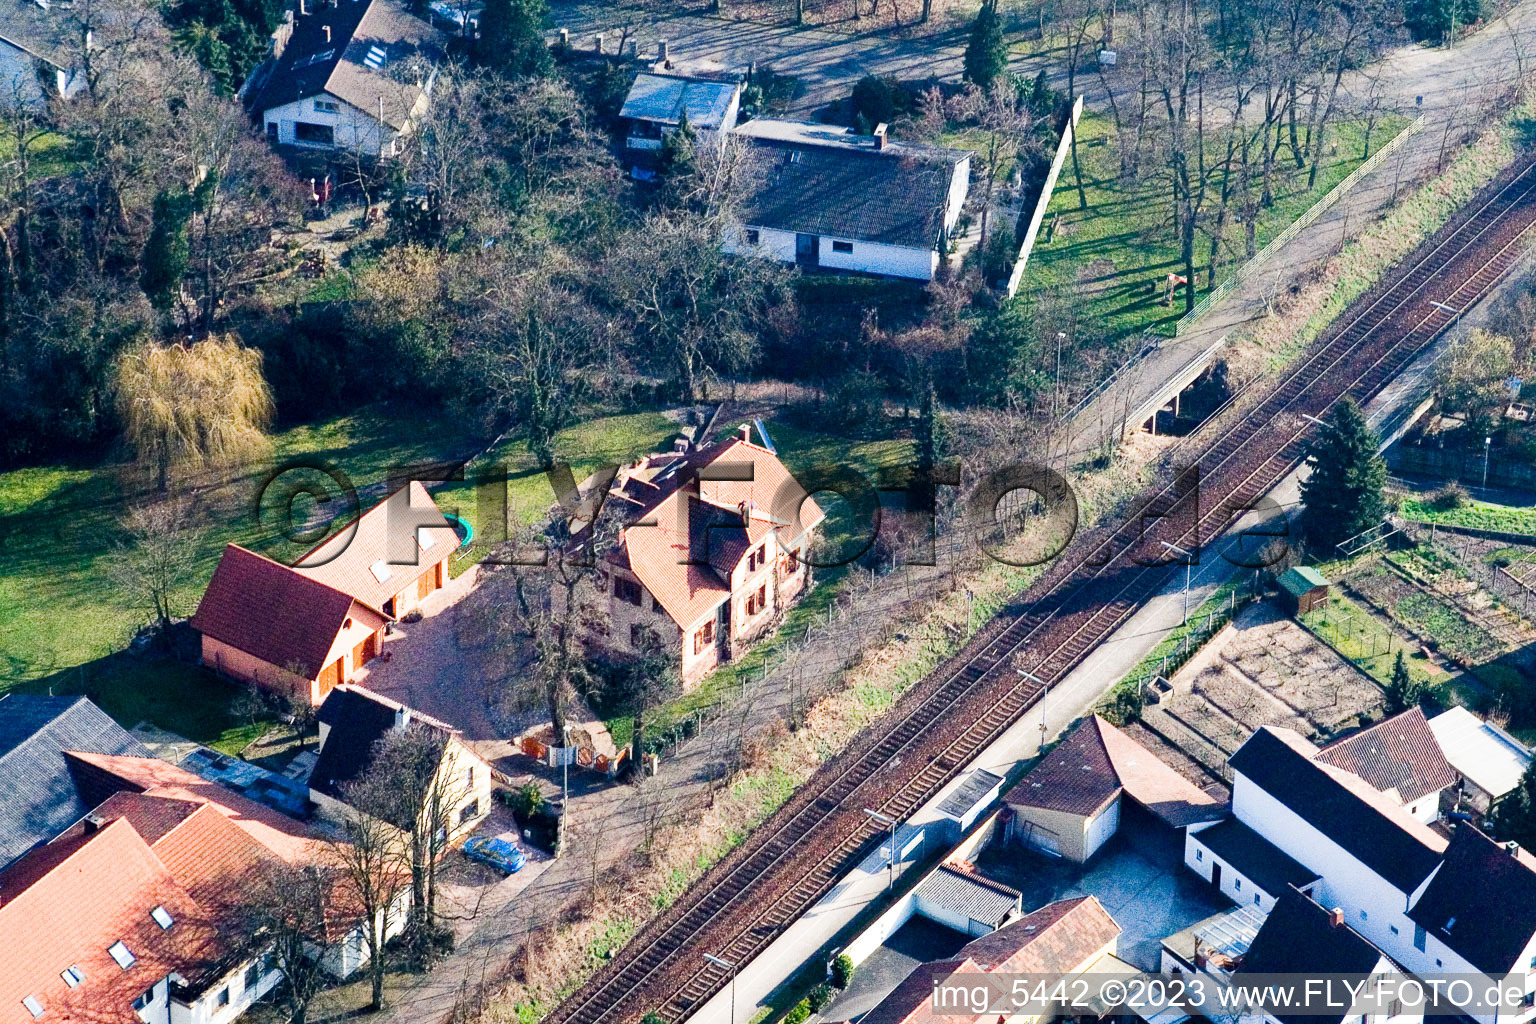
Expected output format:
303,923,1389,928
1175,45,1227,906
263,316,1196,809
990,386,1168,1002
114,335,275,491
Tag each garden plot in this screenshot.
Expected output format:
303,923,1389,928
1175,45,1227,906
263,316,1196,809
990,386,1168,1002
1159,603,1384,754
1345,559,1510,665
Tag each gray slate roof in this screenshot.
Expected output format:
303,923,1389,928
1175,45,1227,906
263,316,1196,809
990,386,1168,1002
1229,727,1445,894
734,119,968,251
246,0,445,130
619,73,740,129
1193,817,1320,896
0,694,150,870
0,0,141,71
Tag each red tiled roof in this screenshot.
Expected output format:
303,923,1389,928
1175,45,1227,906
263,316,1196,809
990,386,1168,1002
614,439,825,629
0,819,220,1024
1006,716,1222,828
1316,707,1458,805
961,895,1122,973
295,481,456,614
62,752,327,864
191,545,383,678
61,754,368,944
853,897,1122,1024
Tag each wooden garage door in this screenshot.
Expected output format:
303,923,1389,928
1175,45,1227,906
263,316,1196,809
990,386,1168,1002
352,631,377,670
316,658,343,701
417,562,438,600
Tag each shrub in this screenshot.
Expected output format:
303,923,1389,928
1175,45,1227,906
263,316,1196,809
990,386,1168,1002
784,1001,812,1024
851,75,902,128
641,1013,668,1024
830,953,855,990
1429,481,1469,512
807,984,834,1012
826,369,886,434
508,782,546,822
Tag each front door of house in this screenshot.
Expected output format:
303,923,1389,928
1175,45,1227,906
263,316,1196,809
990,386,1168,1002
716,601,732,661
795,233,819,267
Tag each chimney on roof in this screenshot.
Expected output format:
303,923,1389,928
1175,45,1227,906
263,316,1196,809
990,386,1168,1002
395,706,412,731
873,122,888,150
673,438,690,454
82,813,105,834
298,0,307,15
1508,841,1522,857
738,423,752,444
1328,908,1345,928
323,23,330,42
594,32,603,54
657,39,668,62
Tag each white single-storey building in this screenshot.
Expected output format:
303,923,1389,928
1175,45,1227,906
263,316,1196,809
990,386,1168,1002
723,118,971,282
619,70,742,155
242,0,446,157
0,1,99,109
1429,705,1534,811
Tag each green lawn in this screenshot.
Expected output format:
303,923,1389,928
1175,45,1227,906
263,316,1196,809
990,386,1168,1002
1299,592,1436,689
0,404,675,752
1399,497,1536,536
1016,112,1411,341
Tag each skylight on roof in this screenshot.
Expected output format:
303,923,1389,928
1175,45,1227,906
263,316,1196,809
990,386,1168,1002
418,529,436,551
21,996,43,1019
60,967,84,989
150,905,174,930
108,942,136,970
369,560,393,583
296,48,335,68
363,45,387,69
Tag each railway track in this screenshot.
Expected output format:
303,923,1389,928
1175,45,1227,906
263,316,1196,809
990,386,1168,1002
546,155,1536,1024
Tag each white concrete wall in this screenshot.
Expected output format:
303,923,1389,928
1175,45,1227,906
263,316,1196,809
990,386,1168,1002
1184,826,1284,914
262,93,399,156
722,222,940,280
170,960,281,1024
815,234,938,280
1401,791,1440,823
942,154,971,234
722,223,797,263
1233,772,1439,978
1083,797,1120,861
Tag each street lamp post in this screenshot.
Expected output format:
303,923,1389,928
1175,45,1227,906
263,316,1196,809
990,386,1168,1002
1019,668,1048,748
1484,435,1492,488
1161,541,1194,625
704,954,738,1024
862,808,897,890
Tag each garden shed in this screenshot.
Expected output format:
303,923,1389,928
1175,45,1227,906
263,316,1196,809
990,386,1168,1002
1278,566,1330,615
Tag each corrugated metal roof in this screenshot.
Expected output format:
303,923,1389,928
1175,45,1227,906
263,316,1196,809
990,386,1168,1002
1429,705,1533,799
938,768,1003,819
915,865,1020,927
619,73,740,128
1278,566,1328,596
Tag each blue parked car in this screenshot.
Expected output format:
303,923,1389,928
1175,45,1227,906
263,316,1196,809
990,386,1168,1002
463,836,526,875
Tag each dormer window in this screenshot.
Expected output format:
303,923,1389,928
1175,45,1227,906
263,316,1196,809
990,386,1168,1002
150,905,174,930
108,942,137,969
60,967,84,988
22,996,43,1019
